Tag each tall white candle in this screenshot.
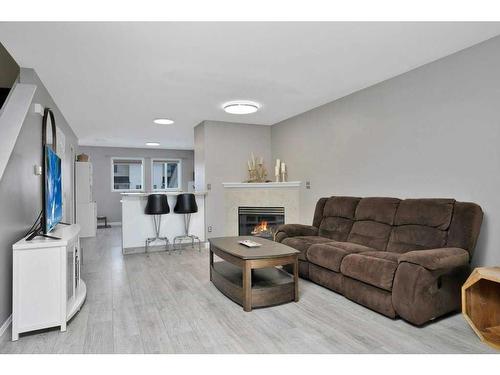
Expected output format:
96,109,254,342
281,162,286,173
276,159,280,168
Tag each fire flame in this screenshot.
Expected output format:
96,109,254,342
252,220,269,235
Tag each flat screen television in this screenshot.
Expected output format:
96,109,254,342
43,145,63,234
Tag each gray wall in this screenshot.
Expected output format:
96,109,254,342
271,35,500,267
195,121,272,238
79,146,194,223
0,42,19,87
0,68,78,326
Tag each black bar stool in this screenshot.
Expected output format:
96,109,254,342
144,194,170,253
173,193,201,252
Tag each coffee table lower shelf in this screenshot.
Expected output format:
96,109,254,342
211,261,295,310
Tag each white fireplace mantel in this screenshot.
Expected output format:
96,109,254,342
222,181,301,188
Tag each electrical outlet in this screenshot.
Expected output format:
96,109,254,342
207,225,213,233
32,103,44,116
207,183,212,191
306,181,311,189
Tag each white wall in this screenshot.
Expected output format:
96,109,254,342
195,121,272,238
271,35,500,267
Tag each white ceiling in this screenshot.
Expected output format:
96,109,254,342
1,22,500,149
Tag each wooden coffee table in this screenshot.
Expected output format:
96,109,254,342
209,236,300,312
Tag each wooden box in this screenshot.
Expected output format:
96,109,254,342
462,267,500,350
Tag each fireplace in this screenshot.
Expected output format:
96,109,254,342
238,207,285,239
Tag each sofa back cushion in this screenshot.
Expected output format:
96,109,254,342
355,197,400,225
394,199,454,229
386,225,447,253
446,202,483,257
386,199,454,253
318,217,354,241
348,221,392,250
312,198,328,228
317,197,360,240
346,198,400,249
322,196,360,219
313,196,483,256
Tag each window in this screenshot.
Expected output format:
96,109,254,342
111,158,144,191
152,159,181,191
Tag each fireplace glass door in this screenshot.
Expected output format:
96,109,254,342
238,207,285,240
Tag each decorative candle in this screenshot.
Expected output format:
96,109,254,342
276,159,280,168
281,162,286,173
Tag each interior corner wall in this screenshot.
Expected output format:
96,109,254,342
78,146,194,223
0,68,79,328
197,121,272,238
271,35,500,267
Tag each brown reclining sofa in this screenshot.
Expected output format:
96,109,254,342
275,197,483,325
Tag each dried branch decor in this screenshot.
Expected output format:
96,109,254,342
246,153,269,183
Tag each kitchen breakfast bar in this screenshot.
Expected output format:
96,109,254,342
121,191,207,254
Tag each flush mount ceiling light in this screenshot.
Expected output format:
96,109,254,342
153,118,174,125
145,142,160,147
223,100,261,115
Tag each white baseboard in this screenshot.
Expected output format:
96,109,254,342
0,315,12,337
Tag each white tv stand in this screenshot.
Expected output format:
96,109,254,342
12,223,86,341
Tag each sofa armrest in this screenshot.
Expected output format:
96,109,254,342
275,224,318,242
398,247,469,271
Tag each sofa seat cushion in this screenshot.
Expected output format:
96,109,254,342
340,251,400,291
307,241,376,272
281,236,332,260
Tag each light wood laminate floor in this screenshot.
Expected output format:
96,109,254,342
0,227,496,353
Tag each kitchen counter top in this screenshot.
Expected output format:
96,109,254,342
121,191,207,197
